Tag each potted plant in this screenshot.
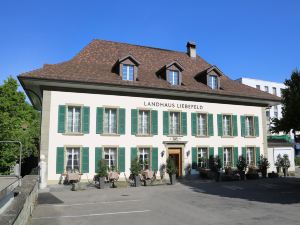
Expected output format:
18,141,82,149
166,157,177,185
274,154,283,174
246,165,259,180
236,156,247,180
130,157,142,187
282,154,290,177
209,156,222,181
258,155,270,178
97,159,108,189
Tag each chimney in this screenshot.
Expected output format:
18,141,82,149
186,41,196,58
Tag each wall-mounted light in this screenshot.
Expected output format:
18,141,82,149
161,150,165,157
186,150,190,157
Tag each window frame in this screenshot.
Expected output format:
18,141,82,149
168,70,180,86
103,146,119,170
223,146,234,167
256,85,261,90
208,75,219,89
137,109,151,136
245,115,255,137
169,111,181,136
222,114,233,137
264,86,269,93
272,87,277,96
65,104,83,134
197,147,209,168
122,64,134,81
137,146,152,170
245,146,256,166
64,146,82,173
103,107,119,135
196,113,208,137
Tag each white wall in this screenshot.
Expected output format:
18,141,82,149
267,147,295,172
43,90,266,182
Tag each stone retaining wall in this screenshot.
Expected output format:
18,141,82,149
0,175,39,225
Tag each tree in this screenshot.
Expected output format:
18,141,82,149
0,76,40,175
271,69,300,133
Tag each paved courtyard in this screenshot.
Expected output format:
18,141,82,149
30,177,300,225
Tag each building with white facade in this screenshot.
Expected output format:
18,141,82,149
18,40,281,185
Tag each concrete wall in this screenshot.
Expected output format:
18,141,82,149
43,90,267,182
267,147,295,172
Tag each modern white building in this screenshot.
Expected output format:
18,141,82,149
236,77,285,133
19,40,281,185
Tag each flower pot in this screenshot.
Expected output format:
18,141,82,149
239,171,246,180
134,175,141,187
98,177,106,189
261,169,267,178
276,167,281,174
169,174,176,185
283,168,288,177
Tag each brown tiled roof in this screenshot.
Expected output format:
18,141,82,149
19,39,280,102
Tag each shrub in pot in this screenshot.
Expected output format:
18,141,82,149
258,155,270,178
274,154,283,174
166,157,177,185
236,156,247,180
282,154,290,177
130,157,142,187
246,165,259,180
97,159,108,189
209,156,222,181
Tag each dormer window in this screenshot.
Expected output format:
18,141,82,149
168,70,179,85
122,64,134,81
208,75,218,89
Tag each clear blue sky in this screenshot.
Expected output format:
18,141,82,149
0,0,299,87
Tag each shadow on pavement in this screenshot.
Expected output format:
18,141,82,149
178,176,300,204
38,192,64,204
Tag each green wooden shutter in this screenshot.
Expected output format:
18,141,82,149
218,147,224,168
151,110,158,135
131,109,138,135
131,147,137,162
118,147,125,172
118,108,126,135
192,147,197,169
58,105,66,133
151,147,158,171
96,107,103,134
254,116,259,137
255,147,260,166
181,112,187,136
209,147,214,158
208,114,214,136
163,111,169,135
191,113,197,136
56,147,64,174
95,147,102,173
233,115,238,136
82,106,90,134
240,115,245,137
233,147,239,167
242,147,246,159
217,114,223,136
81,147,89,173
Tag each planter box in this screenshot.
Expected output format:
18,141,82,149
246,173,259,180
98,177,106,189
134,175,141,187
169,174,176,185
268,172,279,178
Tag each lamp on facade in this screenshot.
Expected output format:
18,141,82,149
186,150,190,157
161,150,165,157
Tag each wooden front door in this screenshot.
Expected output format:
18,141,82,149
168,148,182,177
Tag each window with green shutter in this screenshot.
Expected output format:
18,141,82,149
118,108,126,135
209,147,214,158
58,105,66,133
240,116,245,137
255,147,260,166
181,112,187,136
82,147,89,173
218,147,224,168
131,109,138,135
208,114,214,136
254,116,259,137
242,147,246,159
131,147,138,162
192,147,197,169
95,147,102,173
151,147,158,171
82,106,90,134
191,113,197,136
233,115,238,136
56,147,64,174
217,114,223,136
233,147,238,167
163,111,169,135
151,110,158,135
118,147,125,172
96,107,103,134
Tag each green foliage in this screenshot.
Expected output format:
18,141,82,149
166,157,177,175
236,156,247,172
295,157,300,166
274,154,283,168
130,157,142,176
258,155,270,170
272,69,300,133
0,76,40,174
97,159,108,177
209,156,222,172
281,154,290,169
